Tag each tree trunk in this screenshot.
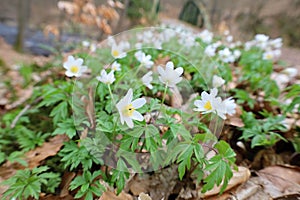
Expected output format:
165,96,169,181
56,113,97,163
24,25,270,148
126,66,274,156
15,0,30,52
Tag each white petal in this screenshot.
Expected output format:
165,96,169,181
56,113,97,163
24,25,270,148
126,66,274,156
131,111,144,121
175,67,183,76
65,71,74,77
124,117,134,128
210,88,218,97
147,84,153,89
166,61,174,70
123,88,133,104
119,110,125,124
75,58,84,66
80,66,88,73
158,76,165,84
173,77,182,85
68,55,75,62
201,91,210,101
132,98,146,109
157,66,165,76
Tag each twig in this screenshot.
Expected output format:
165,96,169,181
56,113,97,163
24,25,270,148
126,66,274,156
11,104,31,128
10,97,42,128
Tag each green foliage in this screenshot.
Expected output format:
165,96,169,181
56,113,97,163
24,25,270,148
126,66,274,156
284,84,300,113
127,0,153,19
239,49,280,97
69,171,106,199
52,118,77,139
38,82,73,125
110,159,130,194
2,166,61,199
202,141,236,193
16,126,49,151
59,141,101,171
233,89,255,109
239,111,287,148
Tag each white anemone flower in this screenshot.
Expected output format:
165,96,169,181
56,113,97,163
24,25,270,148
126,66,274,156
222,97,236,116
218,48,235,63
111,61,121,71
212,75,225,88
194,88,226,119
157,61,183,87
135,51,154,68
262,51,275,60
204,45,216,57
142,71,153,89
255,34,269,49
63,55,88,77
116,88,146,128
96,69,115,84
198,29,213,43
233,50,241,59
111,44,126,59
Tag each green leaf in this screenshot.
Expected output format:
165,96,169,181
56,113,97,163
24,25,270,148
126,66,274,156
50,101,69,125
53,118,77,139
194,143,204,162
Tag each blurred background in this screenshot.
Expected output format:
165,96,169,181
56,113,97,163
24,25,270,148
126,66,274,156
0,0,300,55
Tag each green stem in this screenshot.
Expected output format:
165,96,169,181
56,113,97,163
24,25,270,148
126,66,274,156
107,84,115,106
155,83,168,120
133,64,143,78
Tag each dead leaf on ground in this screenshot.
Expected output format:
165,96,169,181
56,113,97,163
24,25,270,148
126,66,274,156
5,85,33,110
25,134,68,169
40,194,74,200
60,172,76,198
128,175,149,196
257,165,300,195
99,191,133,200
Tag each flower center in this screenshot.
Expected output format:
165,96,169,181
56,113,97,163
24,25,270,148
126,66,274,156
123,104,135,117
204,101,212,110
266,54,273,59
112,50,119,57
70,66,79,73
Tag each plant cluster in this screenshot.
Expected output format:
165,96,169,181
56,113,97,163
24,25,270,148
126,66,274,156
0,24,299,199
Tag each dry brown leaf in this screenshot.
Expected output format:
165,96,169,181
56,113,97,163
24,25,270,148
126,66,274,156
201,166,251,197
40,194,74,200
99,191,133,200
98,5,119,21
60,172,76,197
128,178,149,196
83,2,97,17
98,19,112,35
257,165,300,194
25,135,68,169
5,85,33,110
43,25,60,38
80,13,96,26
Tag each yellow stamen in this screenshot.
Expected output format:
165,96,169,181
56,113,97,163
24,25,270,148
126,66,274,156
266,54,273,59
112,50,119,57
70,66,79,73
204,101,212,110
123,104,135,117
